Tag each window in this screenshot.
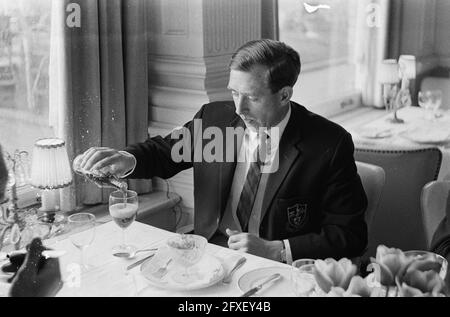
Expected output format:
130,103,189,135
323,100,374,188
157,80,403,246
0,0,54,154
278,0,374,117
0,0,53,205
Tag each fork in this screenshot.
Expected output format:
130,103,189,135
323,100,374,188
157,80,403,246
152,258,172,279
223,256,246,284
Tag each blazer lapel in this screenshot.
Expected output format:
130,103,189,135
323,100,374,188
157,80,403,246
261,107,303,220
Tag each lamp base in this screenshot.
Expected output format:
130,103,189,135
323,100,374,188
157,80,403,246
386,117,404,124
37,211,65,225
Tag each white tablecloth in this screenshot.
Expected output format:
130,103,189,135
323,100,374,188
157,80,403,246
46,221,292,297
350,106,450,181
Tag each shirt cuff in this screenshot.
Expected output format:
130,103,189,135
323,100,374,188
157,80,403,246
283,239,293,265
119,151,137,178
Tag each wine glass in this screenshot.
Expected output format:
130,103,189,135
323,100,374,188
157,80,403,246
109,190,139,256
418,90,442,120
382,83,403,123
67,212,96,271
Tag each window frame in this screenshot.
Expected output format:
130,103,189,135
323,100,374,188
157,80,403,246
263,0,389,117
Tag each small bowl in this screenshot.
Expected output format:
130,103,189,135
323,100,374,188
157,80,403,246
404,250,448,280
166,234,207,267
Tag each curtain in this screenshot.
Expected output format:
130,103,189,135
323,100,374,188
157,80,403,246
49,0,151,211
356,0,391,108
386,0,403,60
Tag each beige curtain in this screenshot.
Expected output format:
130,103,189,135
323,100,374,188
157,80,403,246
356,0,390,108
49,0,151,210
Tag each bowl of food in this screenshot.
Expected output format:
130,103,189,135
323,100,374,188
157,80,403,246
404,250,448,280
166,234,207,268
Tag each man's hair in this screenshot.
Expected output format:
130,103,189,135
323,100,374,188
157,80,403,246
229,39,301,93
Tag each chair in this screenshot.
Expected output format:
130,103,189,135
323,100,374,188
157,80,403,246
354,147,442,257
356,161,385,229
420,181,450,249
420,77,450,110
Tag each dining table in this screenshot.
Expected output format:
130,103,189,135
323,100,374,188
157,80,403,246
37,221,295,297
349,106,450,181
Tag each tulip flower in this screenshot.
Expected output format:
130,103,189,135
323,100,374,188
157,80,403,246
324,277,383,297
345,276,383,297
314,258,357,293
326,287,346,297
397,269,446,297
369,245,413,286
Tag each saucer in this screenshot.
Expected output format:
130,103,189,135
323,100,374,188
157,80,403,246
355,126,392,139
140,253,225,291
238,266,294,297
400,128,450,145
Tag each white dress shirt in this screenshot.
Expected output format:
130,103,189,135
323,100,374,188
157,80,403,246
218,104,293,264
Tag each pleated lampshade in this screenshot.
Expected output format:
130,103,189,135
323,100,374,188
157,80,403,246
379,59,400,84
398,55,416,80
30,138,73,189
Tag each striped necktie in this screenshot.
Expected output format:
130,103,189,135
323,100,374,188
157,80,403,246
236,133,269,232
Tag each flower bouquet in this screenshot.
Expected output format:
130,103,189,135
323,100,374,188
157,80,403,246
309,245,448,297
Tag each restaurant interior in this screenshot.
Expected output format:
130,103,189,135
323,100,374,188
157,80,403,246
0,0,450,297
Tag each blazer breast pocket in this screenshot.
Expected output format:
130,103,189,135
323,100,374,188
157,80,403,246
277,197,312,233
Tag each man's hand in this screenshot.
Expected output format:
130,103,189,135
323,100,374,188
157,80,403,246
8,238,62,297
226,229,283,261
74,147,135,177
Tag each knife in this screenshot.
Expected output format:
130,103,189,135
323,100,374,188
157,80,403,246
126,253,155,271
240,273,281,297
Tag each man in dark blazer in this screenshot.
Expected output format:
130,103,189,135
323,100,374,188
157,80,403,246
77,39,368,263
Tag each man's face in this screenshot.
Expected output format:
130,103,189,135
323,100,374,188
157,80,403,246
228,65,288,130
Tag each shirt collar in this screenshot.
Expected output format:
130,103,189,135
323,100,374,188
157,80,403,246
267,103,291,140
247,103,291,140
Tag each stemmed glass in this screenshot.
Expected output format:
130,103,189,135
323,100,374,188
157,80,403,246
67,212,96,271
166,234,207,283
382,83,403,123
418,90,443,120
109,190,139,256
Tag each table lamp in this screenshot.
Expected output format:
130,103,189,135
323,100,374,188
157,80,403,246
397,55,416,109
379,59,402,123
30,138,73,224
398,55,416,88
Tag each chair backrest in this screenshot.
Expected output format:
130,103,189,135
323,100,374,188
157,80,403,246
356,161,385,229
420,77,450,110
420,181,450,249
354,147,442,257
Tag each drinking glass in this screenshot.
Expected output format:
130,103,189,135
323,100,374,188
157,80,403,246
109,190,139,256
382,83,403,123
418,90,443,120
291,259,317,297
67,212,96,270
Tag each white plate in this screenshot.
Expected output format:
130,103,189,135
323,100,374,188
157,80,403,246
238,266,294,297
355,127,392,139
140,253,225,291
400,129,450,145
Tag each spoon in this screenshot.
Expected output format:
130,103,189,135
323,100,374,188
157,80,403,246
113,248,158,258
